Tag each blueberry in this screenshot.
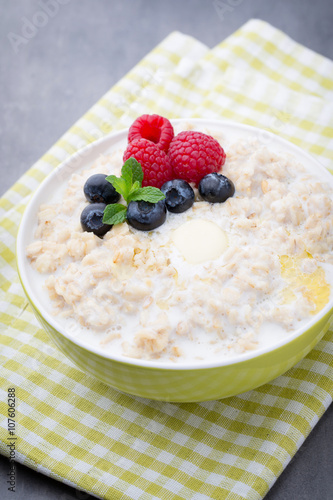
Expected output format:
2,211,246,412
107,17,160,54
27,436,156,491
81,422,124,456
80,203,112,237
199,173,235,203
127,200,166,231
161,179,195,213
83,174,120,204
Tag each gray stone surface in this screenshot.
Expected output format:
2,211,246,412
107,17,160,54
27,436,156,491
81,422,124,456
1,0,333,499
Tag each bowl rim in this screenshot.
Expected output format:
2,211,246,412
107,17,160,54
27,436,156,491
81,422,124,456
16,118,333,371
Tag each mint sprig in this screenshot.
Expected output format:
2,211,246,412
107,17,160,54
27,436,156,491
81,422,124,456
128,186,166,203
103,158,165,226
103,203,127,225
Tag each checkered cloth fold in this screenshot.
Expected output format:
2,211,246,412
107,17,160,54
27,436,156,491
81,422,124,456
1,20,333,500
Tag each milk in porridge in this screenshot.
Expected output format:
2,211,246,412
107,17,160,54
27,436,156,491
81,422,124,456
26,127,333,363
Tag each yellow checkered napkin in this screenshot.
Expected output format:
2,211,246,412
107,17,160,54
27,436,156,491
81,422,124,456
1,20,333,500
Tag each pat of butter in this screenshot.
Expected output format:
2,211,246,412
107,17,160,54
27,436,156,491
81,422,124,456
172,219,228,264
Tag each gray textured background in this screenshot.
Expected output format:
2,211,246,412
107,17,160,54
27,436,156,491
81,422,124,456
1,0,333,499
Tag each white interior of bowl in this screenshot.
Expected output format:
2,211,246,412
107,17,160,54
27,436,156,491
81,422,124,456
16,119,333,370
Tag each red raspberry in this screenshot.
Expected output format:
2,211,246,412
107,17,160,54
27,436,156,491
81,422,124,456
123,138,173,189
168,131,226,185
128,114,174,153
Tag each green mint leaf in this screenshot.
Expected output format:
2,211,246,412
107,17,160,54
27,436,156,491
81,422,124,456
121,160,135,192
129,180,141,196
128,186,166,203
104,159,153,227
106,175,129,200
107,159,145,203
103,203,127,225
122,157,144,186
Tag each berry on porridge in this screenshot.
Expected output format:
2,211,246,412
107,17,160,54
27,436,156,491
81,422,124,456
127,199,167,231
168,130,226,185
123,138,173,188
161,179,195,214
80,203,112,237
199,173,235,203
84,174,120,205
127,114,174,153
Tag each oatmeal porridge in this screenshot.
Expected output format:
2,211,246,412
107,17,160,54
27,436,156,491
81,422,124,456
26,124,333,363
